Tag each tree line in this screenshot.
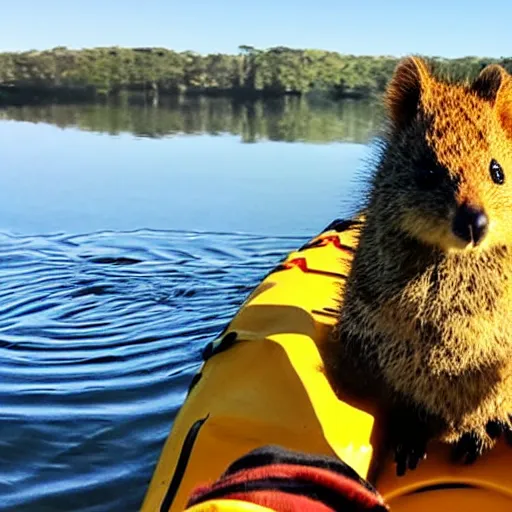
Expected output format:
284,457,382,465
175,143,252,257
0,45,510,104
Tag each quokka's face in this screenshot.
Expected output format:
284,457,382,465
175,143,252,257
372,56,512,253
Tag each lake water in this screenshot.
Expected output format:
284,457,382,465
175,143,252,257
0,96,380,511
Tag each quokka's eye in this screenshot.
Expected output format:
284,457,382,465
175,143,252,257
415,165,445,189
490,159,505,185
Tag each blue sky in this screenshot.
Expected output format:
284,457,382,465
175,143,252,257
2,0,510,58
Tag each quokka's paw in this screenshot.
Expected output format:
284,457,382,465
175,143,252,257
485,416,512,445
452,416,512,465
388,405,435,477
393,432,428,477
451,431,487,465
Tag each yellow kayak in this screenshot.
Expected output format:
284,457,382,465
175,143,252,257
140,218,512,511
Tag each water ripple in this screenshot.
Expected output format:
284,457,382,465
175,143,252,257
0,228,304,511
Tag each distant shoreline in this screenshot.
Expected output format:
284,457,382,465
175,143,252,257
0,84,371,107
0,46,506,106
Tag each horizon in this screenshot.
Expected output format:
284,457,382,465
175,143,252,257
0,44,502,62
2,1,511,60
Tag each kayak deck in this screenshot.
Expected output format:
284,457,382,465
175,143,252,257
141,219,512,512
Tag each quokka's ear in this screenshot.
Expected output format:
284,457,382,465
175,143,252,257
385,56,432,131
472,64,512,139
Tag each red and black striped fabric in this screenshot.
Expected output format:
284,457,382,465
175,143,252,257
186,445,389,511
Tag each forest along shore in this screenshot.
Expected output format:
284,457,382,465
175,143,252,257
0,45,509,106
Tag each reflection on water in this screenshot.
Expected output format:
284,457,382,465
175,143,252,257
0,95,382,144
0,99,376,237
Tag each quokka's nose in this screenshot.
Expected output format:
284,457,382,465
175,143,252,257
452,204,488,245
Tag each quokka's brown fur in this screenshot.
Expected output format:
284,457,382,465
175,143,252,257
326,56,512,475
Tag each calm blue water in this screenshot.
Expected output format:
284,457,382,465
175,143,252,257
0,100,375,511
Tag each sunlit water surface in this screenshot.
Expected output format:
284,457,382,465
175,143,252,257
0,97,378,511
